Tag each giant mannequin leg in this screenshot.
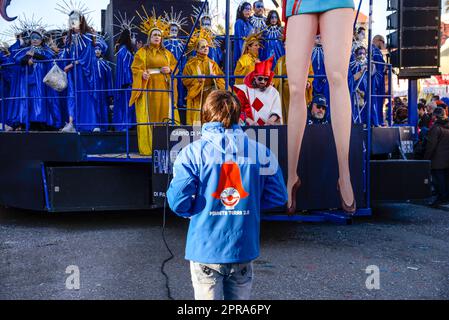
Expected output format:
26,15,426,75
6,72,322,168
319,8,355,207
285,14,319,208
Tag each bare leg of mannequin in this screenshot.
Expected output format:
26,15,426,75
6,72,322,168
285,14,319,208
319,8,355,207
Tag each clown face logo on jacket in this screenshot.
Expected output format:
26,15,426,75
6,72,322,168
219,187,241,210
212,162,249,211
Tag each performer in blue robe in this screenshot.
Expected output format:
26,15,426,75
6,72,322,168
62,11,99,133
371,37,386,127
350,46,370,124
347,52,356,123
113,29,136,131
250,1,267,32
0,46,12,129
6,34,27,129
200,18,223,66
13,31,56,129
311,37,330,121
164,23,187,110
261,10,285,69
94,42,113,132
192,5,224,66
54,31,70,127
233,2,253,71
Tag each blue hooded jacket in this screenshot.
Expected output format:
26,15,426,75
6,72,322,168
167,122,288,264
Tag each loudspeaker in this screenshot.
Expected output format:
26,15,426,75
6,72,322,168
387,0,441,75
371,160,432,201
46,165,152,212
390,48,439,68
388,0,441,10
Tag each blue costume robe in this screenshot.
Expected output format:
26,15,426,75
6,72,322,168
13,45,56,126
0,51,12,127
208,45,223,66
55,47,70,126
311,45,330,121
350,56,376,125
372,45,386,127
249,15,266,32
6,39,25,127
233,18,253,71
164,38,187,108
95,57,113,131
65,32,99,132
347,53,356,123
261,25,285,69
113,44,136,131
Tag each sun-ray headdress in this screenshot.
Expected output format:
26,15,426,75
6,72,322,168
0,37,10,54
186,27,220,55
242,30,264,54
55,0,94,17
191,3,219,32
162,7,188,36
1,15,49,42
136,6,169,37
113,12,137,38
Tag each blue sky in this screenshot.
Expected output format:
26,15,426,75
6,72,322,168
0,0,445,42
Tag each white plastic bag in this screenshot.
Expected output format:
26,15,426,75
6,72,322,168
43,63,68,92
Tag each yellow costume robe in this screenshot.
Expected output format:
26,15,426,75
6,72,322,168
129,44,178,156
274,56,314,123
234,53,258,85
182,54,225,125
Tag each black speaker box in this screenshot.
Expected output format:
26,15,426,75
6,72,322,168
46,165,152,212
390,48,440,68
388,0,440,10
371,160,432,201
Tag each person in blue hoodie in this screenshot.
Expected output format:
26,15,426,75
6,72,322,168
167,90,287,300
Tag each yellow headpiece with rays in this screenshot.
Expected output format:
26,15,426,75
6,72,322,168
187,27,218,55
136,6,169,37
242,31,264,54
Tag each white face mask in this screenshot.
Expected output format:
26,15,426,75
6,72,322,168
357,32,365,42
69,12,81,30
131,34,136,46
170,26,179,37
202,19,211,29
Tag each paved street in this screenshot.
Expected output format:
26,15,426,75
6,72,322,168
0,203,448,300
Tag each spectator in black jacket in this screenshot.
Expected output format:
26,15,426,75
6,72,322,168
424,107,449,206
418,103,431,130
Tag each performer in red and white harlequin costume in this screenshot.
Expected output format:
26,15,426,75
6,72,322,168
233,57,283,126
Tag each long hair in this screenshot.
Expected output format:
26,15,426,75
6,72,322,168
115,29,133,54
266,10,281,27
202,90,241,128
236,2,251,21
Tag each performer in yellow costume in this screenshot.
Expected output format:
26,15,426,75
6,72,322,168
183,32,225,125
130,8,179,156
234,32,263,85
274,55,314,122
